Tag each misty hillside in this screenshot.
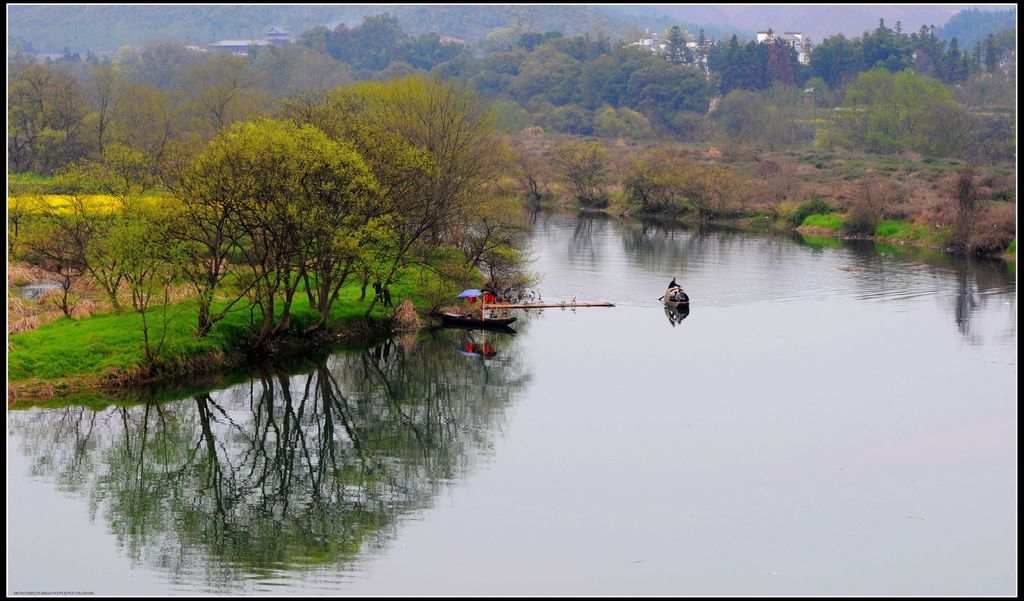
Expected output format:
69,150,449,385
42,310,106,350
654,4,991,44
8,4,1015,57
937,7,1016,48
8,5,640,53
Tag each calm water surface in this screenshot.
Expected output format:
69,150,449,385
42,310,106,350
8,215,1017,595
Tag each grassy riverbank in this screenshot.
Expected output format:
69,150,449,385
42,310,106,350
508,131,1015,261
8,267,461,402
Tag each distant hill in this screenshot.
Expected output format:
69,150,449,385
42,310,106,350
12,4,1013,57
651,4,1004,44
364,6,640,41
937,7,1016,48
7,6,355,52
594,5,752,41
7,5,641,53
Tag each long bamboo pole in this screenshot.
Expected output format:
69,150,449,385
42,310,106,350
486,302,615,309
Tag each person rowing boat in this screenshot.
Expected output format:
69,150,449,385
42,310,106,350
664,277,689,306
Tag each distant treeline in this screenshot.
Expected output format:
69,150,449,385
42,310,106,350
937,7,1017,49
8,13,1017,177
7,5,639,54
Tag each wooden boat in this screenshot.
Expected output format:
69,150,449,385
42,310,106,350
437,311,517,329
664,287,689,307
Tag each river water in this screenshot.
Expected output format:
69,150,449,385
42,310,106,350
7,214,1017,595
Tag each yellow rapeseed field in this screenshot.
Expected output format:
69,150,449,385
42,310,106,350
8,194,165,215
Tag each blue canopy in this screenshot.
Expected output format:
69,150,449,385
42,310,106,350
457,289,483,299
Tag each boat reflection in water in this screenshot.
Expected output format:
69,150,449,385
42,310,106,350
450,328,516,360
665,303,690,327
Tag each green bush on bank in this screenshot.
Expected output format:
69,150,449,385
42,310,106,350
788,196,835,227
800,213,844,230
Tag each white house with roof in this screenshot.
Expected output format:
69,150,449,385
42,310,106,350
627,29,712,75
209,27,292,55
629,30,668,54
756,29,809,64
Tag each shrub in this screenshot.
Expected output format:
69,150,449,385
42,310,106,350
842,204,880,235
577,194,610,209
756,159,781,177
842,178,896,236
966,203,1016,254
788,196,834,227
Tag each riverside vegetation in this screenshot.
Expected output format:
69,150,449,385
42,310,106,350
8,11,1016,398
8,77,535,400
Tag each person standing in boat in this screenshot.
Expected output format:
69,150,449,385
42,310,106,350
669,277,682,290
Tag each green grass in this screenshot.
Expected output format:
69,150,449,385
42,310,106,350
874,220,927,241
800,213,844,230
8,267,453,383
9,304,218,381
1007,239,1016,255
874,220,953,247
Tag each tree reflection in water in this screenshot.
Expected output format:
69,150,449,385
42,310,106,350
9,330,529,589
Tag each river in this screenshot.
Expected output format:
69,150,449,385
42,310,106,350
7,214,1017,595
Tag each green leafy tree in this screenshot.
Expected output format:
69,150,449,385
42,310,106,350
291,77,509,316
822,68,975,157
324,14,407,75
594,105,651,140
7,63,92,173
862,18,913,71
511,46,580,105
109,209,183,362
809,34,864,88
185,118,378,345
625,60,712,123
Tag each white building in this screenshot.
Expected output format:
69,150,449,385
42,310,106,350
209,27,292,55
756,30,809,64
629,30,667,54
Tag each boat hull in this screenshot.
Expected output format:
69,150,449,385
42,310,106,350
437,312,517,329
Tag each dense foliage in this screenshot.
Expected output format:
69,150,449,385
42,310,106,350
9,10,1017,171
10,77,534,360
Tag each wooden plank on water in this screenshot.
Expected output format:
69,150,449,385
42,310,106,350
486,302,615,309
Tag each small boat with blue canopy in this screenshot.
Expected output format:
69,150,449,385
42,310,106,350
437,288,517,329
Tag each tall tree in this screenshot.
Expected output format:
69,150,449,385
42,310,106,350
179,54,265,137
87,63,129,155
552,140,608,208
665,26,688,65
984,33,998,73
